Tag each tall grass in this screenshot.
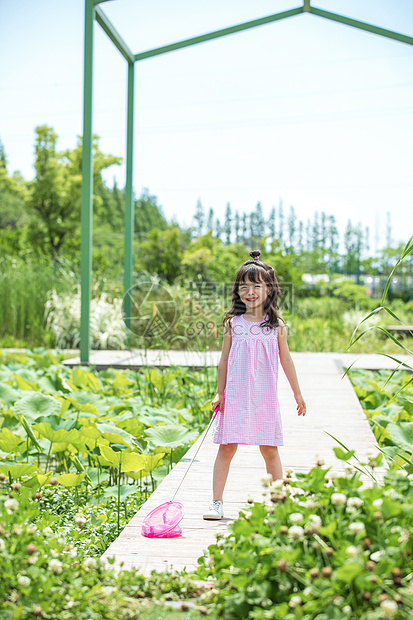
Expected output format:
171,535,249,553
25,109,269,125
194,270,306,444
0,257,75,346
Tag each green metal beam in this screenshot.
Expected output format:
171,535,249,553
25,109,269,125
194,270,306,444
95,6,135,63
80,0,95,363
123,61,135,337
308,6,413,47
134,7,304,62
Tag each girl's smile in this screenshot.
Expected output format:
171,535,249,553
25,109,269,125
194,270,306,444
238,278,269,315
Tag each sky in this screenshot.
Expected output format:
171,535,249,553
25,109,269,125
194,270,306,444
1,0,413,251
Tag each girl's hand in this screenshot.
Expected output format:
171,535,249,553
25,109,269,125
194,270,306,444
212,393,224,414
295,394,306,417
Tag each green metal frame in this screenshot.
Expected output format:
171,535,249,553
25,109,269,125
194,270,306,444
80,0,413,362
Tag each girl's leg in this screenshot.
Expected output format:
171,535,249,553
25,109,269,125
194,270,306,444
259,445,283,480
212,443,238,502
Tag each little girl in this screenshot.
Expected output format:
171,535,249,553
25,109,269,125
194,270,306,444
203,250,306,520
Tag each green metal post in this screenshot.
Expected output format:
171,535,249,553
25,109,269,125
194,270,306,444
80,0,95,363
123,60,135,335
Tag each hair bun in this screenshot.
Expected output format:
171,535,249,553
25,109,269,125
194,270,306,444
250,250,261,260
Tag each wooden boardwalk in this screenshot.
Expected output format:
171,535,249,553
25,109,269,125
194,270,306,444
101,353,390,575
63,349,411,371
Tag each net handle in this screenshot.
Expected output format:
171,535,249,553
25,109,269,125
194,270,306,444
171,405,220,502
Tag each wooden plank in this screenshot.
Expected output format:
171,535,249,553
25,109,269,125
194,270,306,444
63,350,411,371
101,354,389,574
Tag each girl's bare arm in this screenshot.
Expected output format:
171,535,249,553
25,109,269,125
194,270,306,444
278,321,306,416
212,318,232,413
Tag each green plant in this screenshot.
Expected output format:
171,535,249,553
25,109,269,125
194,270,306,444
196,465,413,619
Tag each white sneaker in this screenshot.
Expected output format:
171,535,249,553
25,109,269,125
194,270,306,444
203,500,224,520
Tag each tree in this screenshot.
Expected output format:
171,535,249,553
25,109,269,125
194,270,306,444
134,188,168,237
278,200,284,247
312,211,320,249
206,207,214,233
242,213,248,245
297,220,304,253
140,225,182,283
287,205,297,250
0,138,28,231
215,217,223,240
193,199,205,238
27,125,121,258
224,202,232,245
328,215,340,272
267,207,276,241
234,210,241,243
254,202,265,238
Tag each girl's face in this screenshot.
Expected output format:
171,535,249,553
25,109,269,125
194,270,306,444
238,275,270,310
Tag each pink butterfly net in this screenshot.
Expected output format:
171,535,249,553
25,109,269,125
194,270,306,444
141,406,220,538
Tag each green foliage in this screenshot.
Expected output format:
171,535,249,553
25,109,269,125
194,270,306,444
348,369,413,467
140,225,184,283
196,466,413,619
0,483,208,619
0,350,216,538
26,125,121,258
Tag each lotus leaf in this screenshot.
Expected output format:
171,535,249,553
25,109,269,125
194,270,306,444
0,383,21,407
98,444,145,473
0,462,37,478
56,472,86,487
14,392,61,422
386,421,413,454
144,424,198,449
102,484,140,501
0,428,25,453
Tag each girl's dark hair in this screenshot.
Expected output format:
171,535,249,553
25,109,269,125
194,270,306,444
223,250,281,329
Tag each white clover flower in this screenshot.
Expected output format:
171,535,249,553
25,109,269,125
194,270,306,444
379,599,398,617
26,524,37,535
390,526,402,534
342,606,352,614
346,545,359,557
346,506,358,515
384,489,400,500
303,586,312,597
9,590,19,603
270,479,284,490
74,513,87,528
4,499,19,514
396,469,408,477
293,487,306,496
370,550,385,562
398,532,410,544
331,493,347,506
12,525,23,535
17,575,30,587
308,514,322,525
0,539,5,551
263,519,269,526
288,525,305,540
289,595,302,608
48,559,63,574
43,526,53,537
302,498,317,510
347,497,363,508
289,512,304,523
333,596,345,606
57,537,65,545
83,557,97,571
349,522,366,535
262,475,273,487
372,498,383,508
27,555,37,565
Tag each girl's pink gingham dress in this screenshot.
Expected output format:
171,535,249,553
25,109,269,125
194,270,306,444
212,313,283,446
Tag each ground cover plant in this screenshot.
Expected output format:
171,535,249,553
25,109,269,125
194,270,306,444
195,464,413,619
